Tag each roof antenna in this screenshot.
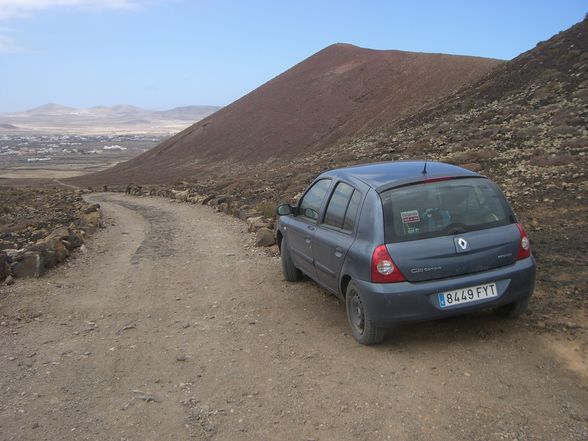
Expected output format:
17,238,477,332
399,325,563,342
422,160,428,175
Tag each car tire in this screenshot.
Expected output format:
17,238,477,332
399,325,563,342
345,281,385,345
493,297,529,319
280,237,302,282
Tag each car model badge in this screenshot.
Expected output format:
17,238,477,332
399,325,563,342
458,238,468,250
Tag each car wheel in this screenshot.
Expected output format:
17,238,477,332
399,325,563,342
345,281,385,345
280,237,301,282
493,297,529,319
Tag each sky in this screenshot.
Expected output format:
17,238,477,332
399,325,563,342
0,0,585,113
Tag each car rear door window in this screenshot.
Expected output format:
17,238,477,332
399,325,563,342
342,189,362,231
324,182,361,232
299,179,331,221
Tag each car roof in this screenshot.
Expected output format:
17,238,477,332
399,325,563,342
320,161,483,192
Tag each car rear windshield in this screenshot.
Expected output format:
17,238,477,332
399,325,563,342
380,177,513,243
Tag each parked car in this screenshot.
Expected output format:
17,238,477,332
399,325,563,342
276,161,536,345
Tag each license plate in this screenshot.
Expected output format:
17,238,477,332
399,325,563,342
438,283,497,308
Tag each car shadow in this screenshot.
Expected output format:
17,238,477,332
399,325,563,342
302,280,527,347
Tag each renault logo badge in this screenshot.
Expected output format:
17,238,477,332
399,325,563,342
454,237,470,253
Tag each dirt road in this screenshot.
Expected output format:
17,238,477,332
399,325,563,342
0,193,586,441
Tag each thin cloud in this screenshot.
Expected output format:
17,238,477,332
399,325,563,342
0,1,141,20
0,0,145,54
0,34,26,53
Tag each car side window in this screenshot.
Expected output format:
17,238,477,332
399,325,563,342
323,182,361,232
324,182,354,229
299,179,331,221
342,189,362,231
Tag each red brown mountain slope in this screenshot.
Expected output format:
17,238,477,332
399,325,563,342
79,44,501,184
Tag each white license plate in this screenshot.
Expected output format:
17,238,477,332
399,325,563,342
438,283,497,308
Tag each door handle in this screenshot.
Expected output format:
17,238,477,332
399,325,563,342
334,247,343,258
307,225,316,231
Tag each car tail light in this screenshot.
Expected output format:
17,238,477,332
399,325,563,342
371,244,406,283
515,223,531,260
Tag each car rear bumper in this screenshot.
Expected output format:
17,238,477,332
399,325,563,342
354,257,536,328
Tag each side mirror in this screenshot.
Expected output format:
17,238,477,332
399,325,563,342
276,204,292,216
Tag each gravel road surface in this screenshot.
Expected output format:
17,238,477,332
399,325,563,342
0,193,586,440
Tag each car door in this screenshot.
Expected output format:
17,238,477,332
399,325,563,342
313,182,363,293
287,178,332,278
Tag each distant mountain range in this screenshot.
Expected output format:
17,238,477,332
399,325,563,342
0,103,221,134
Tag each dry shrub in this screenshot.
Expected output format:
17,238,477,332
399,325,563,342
551,108,572,127
561,137,588,150
405,141,428,155
516,126,542,139
453,148,496,163
256,201,277,219
550,125,580,137
558,49,581,66
529,153,575,167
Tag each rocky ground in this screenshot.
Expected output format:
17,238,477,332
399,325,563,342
0,193,586,441
0,186,103,283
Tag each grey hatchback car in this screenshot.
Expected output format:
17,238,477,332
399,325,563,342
276,161,536,345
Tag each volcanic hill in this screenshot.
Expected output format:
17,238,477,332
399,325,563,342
79,45,501,184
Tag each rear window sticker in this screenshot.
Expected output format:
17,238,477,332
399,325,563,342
401,210,420,224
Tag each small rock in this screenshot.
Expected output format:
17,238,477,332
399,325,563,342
84,204,100,214
135,394,161,403
255,228,276,247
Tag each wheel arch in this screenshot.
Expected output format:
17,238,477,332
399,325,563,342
277,229,283,251
340,274,352,299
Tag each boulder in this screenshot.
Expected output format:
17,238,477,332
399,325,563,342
201,195,215,205
247,216,273,233
255,228,276,247
50,227,71,241
43,250,57,269
13,251,45,278
68,230,84,248
26,243,57,269
238,207,257,221
126,183,143,195
40,237,69,263
81,211,102,231
172,190,190,202
3,249,22,261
